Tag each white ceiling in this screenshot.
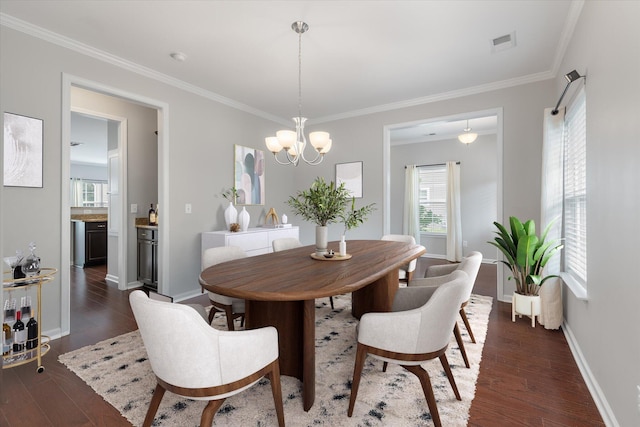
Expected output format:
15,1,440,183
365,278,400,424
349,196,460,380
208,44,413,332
1,1,580,124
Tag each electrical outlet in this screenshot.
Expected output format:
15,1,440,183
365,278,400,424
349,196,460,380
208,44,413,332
130,204,138,214
463,240,468,247
185,203,192,214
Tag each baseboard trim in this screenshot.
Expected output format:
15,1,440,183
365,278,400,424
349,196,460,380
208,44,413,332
562,320,619,427
105,274,118,286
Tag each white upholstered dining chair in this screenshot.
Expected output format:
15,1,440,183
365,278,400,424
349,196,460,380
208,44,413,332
201,246,247,330
129,290,285,427
380,234,420,284
272,237,334,309
347,270,468,427
408,251,483,368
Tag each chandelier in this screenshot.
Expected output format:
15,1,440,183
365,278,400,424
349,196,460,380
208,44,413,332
265,21,332,166
457,119,478,144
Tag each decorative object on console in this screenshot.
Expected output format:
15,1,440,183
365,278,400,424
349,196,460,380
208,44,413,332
234,145,265,205
488,216,563,327
222,187,238,230
238,207,250,232
458,119,478,144
3,112,43,188
265,207,279,225
264,22,332,166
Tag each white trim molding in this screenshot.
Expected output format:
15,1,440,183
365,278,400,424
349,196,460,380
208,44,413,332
562,320,619,427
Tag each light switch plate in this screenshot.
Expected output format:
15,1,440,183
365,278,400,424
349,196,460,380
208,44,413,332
130,204,138,213
185,203,192,214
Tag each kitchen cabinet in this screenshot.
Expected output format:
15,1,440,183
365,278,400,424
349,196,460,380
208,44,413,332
137,227,158,290
73,220,107,267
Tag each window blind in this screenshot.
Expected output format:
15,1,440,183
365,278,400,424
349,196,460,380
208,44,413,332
418,165,447,233
563,88,587,285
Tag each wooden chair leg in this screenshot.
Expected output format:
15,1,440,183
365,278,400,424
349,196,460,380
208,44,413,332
453,323,470,368
266,361,285,427
459,307,476,343
223,305,235,331
382,361,388,372
329,296,334,309
207,307,216,324
403,364,442,427
199,399,225,427
348,344,368,417
439,353,461,400
143,383,166,427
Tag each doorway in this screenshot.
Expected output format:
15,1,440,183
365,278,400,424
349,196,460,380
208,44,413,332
60,74,167,336
382,108,504,298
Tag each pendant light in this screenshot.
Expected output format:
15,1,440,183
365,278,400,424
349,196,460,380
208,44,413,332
265,21,332,166
458,119,478,144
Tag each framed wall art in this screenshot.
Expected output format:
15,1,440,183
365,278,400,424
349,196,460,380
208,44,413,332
336,161,363,198
234,144,265,205
3,112,44,188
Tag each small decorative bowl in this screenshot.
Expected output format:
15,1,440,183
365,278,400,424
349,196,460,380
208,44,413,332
323,251,335,259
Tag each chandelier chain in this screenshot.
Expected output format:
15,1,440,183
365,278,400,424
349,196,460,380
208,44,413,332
297,29,303,119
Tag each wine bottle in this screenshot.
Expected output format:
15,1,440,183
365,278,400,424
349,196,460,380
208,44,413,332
154,204,159,225
2,321,12,356
148,204,156,226
12,310,26,352
26,309,38,350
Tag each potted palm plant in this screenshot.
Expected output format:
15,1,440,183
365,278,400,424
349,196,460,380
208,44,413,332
287,177,374,255
489,216,563,325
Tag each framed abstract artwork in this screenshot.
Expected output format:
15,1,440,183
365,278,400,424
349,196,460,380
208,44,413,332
3,112,44,188
234,145,265,205
336,161,363,198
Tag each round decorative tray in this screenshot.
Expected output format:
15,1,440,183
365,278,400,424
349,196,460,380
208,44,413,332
310,253,352,261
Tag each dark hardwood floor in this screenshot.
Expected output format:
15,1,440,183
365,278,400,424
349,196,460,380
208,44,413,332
0,260,604,426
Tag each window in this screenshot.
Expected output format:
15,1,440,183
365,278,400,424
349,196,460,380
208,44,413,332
70,179,109,207
563,88,587,286
418,165,447,234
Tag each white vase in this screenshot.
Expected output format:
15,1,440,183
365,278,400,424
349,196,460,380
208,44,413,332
224,202,238,230
512,293,541,327
315,225,328,255
339,235,347,256
238,207,250,232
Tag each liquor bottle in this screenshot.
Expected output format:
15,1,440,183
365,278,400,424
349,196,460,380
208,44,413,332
148,204,156,226
2,321,12,355
12,310,26,352
26,309,38,350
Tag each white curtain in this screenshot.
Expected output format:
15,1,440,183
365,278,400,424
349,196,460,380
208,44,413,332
539,107,564,329
403,165,420,245
70,178,84,207
445,161,462,262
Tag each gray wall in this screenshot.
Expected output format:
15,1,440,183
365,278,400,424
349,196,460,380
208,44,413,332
1,1,638,424
553,2,640,426
390,133,497,259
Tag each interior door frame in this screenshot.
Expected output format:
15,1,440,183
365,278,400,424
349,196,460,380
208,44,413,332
60,73,169,335
382,107,505,300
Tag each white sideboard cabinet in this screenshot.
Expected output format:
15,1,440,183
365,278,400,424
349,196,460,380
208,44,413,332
201,226,299,267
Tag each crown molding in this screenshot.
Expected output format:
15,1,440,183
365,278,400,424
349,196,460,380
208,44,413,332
0,13,291,127
310,70,554,124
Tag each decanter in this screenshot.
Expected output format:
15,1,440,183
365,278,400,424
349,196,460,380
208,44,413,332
21,242,41,277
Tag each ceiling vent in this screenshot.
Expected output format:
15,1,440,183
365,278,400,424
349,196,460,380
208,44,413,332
491,32,516,53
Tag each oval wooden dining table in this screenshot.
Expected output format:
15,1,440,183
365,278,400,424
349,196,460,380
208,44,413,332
199,239,425,411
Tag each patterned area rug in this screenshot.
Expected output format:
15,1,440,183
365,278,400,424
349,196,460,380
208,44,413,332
59,293,492,426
